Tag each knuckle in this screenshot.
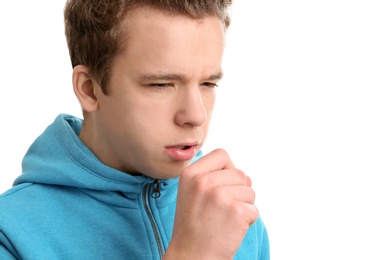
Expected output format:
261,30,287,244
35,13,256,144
192,173,211,193
231,203,246,221
247,187,256,203
236,169,246,179
181,165,193,178
231,203,258,227
209,186,226,202
213,148,228,158
233,169,247,185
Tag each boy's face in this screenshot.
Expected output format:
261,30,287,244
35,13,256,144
90,7,225,179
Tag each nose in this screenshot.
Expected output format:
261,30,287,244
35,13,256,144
174,87,208,127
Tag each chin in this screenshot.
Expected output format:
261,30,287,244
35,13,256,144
150,161,190,180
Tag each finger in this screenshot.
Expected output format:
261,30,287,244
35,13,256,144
194,168,248,187
222,185,256,204
187,148,235,174
246,175,252,187
229,202,259,227
241,202,259,226
235,203,259,226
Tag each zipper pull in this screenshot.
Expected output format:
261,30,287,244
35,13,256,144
151,179,161,199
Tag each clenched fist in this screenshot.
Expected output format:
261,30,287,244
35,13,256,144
164,149,259,259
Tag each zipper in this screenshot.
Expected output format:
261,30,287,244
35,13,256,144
143,179,164,259
151,179,161,199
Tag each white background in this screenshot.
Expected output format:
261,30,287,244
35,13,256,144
1,1,389,259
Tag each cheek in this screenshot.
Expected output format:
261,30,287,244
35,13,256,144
128,103,171,135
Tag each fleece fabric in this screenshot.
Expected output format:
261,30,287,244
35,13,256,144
0,114,269,260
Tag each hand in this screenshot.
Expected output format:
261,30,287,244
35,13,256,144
164,148,258,260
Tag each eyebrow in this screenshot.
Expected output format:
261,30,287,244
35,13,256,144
141,71,224,81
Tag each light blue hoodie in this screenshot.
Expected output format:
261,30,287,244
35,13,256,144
0,114,270,259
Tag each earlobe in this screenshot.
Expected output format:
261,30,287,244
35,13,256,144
72,65,99,112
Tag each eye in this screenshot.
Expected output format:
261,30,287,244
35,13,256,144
149,83,174,89
201,82,219,88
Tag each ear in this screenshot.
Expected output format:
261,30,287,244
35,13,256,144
72,65,99,112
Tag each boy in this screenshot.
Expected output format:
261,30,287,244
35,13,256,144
0,0,269,259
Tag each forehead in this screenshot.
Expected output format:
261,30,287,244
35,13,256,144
120,6,225,42
114,6,225,74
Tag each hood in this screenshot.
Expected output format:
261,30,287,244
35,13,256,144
14,114,202,193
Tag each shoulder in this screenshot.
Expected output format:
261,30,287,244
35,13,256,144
0,183,34,205
0,183,79,221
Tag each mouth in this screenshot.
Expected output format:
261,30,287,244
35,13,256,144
176,145,192,150
165,143,200,161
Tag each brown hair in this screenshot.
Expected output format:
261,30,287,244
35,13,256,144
64,0,232,95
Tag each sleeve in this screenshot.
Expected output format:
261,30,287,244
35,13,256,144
259,225,270,260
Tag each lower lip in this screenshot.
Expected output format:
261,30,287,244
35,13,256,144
165,146,198,161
